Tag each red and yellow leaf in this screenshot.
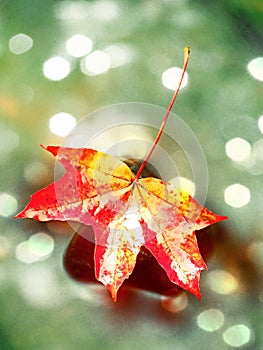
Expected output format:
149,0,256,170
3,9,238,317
16,47,227,301
16,146,226,301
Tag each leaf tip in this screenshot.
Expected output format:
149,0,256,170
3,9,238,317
41,144,60,157
100,284,118,302
14,211,26,219
108,285,118,302
196,292,202,301
215,214,228,223
111,292,118,303
189,282,202,300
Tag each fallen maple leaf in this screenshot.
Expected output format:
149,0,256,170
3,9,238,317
16,47,227,301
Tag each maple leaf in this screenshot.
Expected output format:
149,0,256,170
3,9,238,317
16,145,226,300
16,47,227,301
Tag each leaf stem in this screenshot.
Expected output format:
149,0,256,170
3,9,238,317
134,46,190,181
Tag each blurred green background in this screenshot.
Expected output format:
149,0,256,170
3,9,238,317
1,1,263,349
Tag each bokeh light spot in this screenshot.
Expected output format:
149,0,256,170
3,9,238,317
161,292,188,313
239,139,263,176
247,240,263,266
223,324,251,347
225,137,251,162
252,139,263,166
258,115,263,134
18,265,62,308
80,50,111,76
15,232,54,264
224,183,250,208
55,1,90,20
259,291,263,304
43,56,70,81
206,269,238,294
103,45,132,68
9,33,33,55
0,193,18,217
0,236,11,260
20,85,34,104
91,0,119,21
28,233,54,257
197,308,224,332
24,162,49,186
247,57,263,81
16,242,39,264
0,128,20,153
66,34,93,58
162,67,188,91
49,112,76,137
